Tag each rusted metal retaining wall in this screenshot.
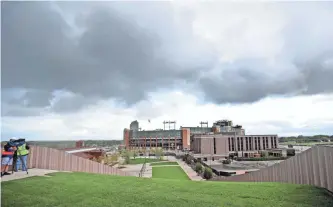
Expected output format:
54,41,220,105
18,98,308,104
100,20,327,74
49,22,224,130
213,146,333,192
27,146,129,176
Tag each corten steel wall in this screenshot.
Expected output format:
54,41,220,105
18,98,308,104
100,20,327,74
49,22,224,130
213,146,333,192
27,146,129,176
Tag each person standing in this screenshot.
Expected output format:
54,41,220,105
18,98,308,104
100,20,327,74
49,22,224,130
15,142,30,172
1,142,16,176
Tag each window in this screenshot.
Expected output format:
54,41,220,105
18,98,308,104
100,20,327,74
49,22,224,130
245,137,248,151
258,137,261,150
266,137,269,149
240,137,244,151
228,137,231,151
237,137,240,151
213,137,216,154
249,137,252,150
254,137,257,150
263,137,266,150
231,137,235,151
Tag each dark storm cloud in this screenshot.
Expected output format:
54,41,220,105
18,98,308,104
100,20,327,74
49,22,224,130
198,3,333,104
1,1,333,116
200,53,333,104
1,1,204,116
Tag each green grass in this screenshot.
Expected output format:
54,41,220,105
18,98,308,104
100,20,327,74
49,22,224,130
152,166,190,180
2,172,332,207
128,158,161,164
150,162,178,166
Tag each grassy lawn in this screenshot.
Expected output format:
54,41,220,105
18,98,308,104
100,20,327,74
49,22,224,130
150,162,178,166
152,166,190,180
129,158,162,164
2,172,333,207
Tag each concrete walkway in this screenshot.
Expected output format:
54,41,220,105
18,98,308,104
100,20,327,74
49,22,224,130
168,157,205,181
1,169,59,182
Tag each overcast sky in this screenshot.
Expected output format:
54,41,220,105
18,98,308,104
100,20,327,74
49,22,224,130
1,1,333,141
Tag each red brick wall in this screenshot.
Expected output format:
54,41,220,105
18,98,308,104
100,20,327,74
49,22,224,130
181,128,190,149
123,129,130,149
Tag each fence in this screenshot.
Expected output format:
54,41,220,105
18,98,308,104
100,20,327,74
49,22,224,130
212,146,333,192
27,146,129,176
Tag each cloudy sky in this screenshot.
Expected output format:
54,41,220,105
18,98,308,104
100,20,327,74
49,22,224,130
1,1,333,141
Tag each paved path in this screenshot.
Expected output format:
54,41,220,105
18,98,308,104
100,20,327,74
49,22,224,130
168,157,205,181
1,169,59,182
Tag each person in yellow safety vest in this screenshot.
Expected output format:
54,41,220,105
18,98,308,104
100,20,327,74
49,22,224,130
15,142,30,172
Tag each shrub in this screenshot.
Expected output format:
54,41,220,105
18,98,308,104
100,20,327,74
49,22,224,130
203,167,213,180
182,154,188,162
222,159,231,164
235,157,288,161
195,162,203,174
185,156,192,165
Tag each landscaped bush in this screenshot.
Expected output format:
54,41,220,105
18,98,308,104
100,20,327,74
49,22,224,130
195,162,203,174
222,159,231,164
176,154,184,160
203,167,213,180
185,156,192,165
182,155,188,161
235,157,288,161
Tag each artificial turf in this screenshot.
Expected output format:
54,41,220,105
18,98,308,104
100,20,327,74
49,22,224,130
152,166,191,180
150,161,178,166
2,172,333,207
128,158,161,164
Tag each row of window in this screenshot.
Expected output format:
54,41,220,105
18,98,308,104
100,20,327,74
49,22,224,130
130,140,182,144
130,137,181,140
228,136,277,151
132,130,181,137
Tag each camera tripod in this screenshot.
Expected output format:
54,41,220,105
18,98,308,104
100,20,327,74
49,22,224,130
1,150,28,177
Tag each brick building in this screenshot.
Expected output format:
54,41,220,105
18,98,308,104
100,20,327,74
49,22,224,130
190,134,279,159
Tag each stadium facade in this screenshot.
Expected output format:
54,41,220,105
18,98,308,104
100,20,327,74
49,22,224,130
123,120,251,151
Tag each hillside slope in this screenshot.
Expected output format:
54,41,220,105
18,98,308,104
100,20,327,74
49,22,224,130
2,172,333,207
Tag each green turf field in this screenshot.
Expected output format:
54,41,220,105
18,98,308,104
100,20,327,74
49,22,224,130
129,158,161,164
150,162,178,166
152,166,190,180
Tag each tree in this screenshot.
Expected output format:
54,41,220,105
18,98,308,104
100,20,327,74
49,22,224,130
120,150,131,165
203,167,213,180
133,150,137,159
155,148,164,160
195,162,203,174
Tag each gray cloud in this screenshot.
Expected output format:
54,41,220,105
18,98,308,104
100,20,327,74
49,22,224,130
1,2,333,116
200,53,333,104
1,2,205,116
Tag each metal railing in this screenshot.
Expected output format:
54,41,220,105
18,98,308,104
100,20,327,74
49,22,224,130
138,157,147,177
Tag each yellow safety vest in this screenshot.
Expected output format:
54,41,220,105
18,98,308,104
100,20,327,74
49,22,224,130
17,144,29,156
